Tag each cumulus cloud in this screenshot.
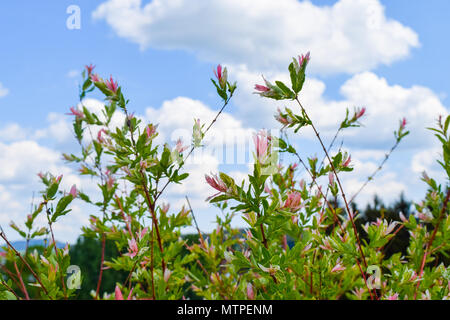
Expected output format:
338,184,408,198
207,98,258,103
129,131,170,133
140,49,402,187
0,95,256,241
0,138,99,242
93,0,419,74
143,97,255,208
0,82,9,98
0,123,28,142
411,146,443,180
231,67,448,150
344,171,407,207
34,113,73,143
226,66,448,206
145,96,254,163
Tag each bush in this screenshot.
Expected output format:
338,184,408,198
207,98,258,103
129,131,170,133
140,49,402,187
0,55,448,300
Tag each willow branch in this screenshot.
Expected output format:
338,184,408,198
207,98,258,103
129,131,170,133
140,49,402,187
295,97,375,300
414,188,450,299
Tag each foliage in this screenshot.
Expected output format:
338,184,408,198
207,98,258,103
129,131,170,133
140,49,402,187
0,55,448,300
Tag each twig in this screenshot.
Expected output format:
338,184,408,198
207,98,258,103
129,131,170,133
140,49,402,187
309,127,343,190
378,224,405,254
45,205,67,299
295,97,375,300
95,233,106,299
413,188,450,299
121,104,167,274
154,93,234,203
292,151,345,233
0,278,21,300
115,196,133,237
13,261,30,300
0,231,51,299
185,196,205,246
150,222,155,300
349,140,401,205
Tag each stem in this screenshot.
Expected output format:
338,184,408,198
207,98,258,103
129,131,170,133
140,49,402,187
122,104,166,274
1,265,22,289
140,173,166,273
185,196,206,247
293,150,344,233
13,261,30,300
124,259,139,289
0,232,51,299
0,278,21,300
349,140,400,204
413,188,450,299
254,210,276,284
95,233,106,299
154,93,233,203
310,250,317,295
115,196,133,237
295,97,376,299
259,220,269,250
46,206,67,299
282,235,287,251
150,222,156,300
309,127,343,190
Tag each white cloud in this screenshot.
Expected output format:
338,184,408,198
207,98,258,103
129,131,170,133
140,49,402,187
0,141,61,182
34,113,73,143
231,68,448,150
344,172,407,207
0,82,9,98
93,0,419,74
145,96,255,164
0,123,28,142
225,65,448,207
0,95,256,241
143,96,255,200
411,146,443,180
67,70,80,79
0,138,99,242
337,72,447,148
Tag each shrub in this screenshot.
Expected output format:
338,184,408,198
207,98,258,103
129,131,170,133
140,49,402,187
0,55,448,300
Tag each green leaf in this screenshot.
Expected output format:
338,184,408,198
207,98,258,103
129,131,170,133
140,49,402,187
52,195,74,222
289,62,300,93
443,115,450,136
82,78,92,91
275,81,294,99
211,79,228,101
47,183,59,199
0,291,17,300
173,172,189,183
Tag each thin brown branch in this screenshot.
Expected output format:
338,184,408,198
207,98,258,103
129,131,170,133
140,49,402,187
0,278,21,300
121,104,166,274
154,93,234,203
150,222,155,300
0,232,51,298
185,196,206,247
292,151,344,233
414,187,450,299
95,233,106,299
295,97,376,300
349,140,400,204
13,261,30,300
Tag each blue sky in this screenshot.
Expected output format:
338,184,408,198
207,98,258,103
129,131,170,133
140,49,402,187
0,0,448,243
